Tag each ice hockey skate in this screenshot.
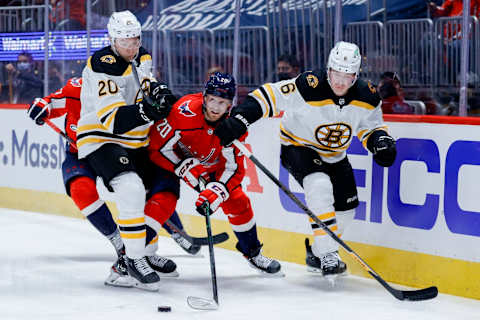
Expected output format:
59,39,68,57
126,256,160,291
240,244,284,277
305,238,346,285
104,254,134,288
171,231,202,255
146,254,179,278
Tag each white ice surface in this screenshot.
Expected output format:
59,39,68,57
0,208,478,320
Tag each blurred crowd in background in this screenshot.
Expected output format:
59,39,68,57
0,0,479,116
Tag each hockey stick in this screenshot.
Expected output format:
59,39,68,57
232,140,438,301
187,178,219,310
164,218,229,246
45,118,77,150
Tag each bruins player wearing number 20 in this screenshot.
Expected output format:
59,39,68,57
214,41,396,280
77,10,177,291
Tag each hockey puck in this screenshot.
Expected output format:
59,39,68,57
157,306,172,312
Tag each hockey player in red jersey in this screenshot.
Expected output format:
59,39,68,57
146,72,282,274
27,77,200,287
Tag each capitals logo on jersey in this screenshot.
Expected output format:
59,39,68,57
178,100,196,117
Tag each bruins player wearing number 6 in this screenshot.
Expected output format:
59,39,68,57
77,10,177,291
214,42,396,279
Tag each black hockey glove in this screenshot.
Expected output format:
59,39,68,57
140,82,177,121
367,131,396,167
214,114,249,146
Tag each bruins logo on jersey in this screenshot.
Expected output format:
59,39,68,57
315,123,352,149
306,74,319,88
100,55,116,64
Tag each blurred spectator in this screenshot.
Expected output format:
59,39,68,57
48,61,65,92
428,0,480,18
276,54,300,80
378,72,414,114
5,52,43,104
50,0,86,31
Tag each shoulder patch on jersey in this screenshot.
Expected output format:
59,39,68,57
295,69,331,102
350,78,381,108
100,55,116,64
90,46,129,76
178,100,197,117
306,74,319,88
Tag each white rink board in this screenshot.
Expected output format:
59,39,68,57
1,109,480,264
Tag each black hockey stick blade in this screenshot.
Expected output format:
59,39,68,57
164,219,229,246
191,232,229,246
400,286,438,301
370,271,438,301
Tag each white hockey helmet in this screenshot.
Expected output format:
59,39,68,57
327,41,361,78
107,10,142,41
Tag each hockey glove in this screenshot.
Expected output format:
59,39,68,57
195,182,229,216
27,98,50,125
214,114,249,146
174,157,205,189
140,82,177,121
368,131,396,167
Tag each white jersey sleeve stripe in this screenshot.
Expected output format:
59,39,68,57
218,146,238,185
50,98,66,110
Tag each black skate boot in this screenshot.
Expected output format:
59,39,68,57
238,243,283,276
305,238,347,277
146,254,179,278
126,256,160,291
172,231,201,255
104,253,133,288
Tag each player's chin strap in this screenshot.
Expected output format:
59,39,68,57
45,119,77,151
187,176,219,310
231,139,438,302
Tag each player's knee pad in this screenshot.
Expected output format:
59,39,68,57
69,176,103,214
221,188,255,231
303,172,334,213
336,209,355,236
110,171,146,217
145,192,177,230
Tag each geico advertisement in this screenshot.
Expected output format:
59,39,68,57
178,117,480,263
2,109,480,262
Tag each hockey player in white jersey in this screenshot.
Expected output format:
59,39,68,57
214,42,396,279
77,10,177,291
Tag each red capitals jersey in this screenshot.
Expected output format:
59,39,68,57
148,92,247,192
41,77,82,153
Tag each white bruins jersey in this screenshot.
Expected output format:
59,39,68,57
77,46,154,158
248,70,386,163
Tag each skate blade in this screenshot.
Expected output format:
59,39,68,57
187,296,218,310
132,279,160,292
248,264,285,277
156,270,180,278
307,266,323,273
104,272,134,288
